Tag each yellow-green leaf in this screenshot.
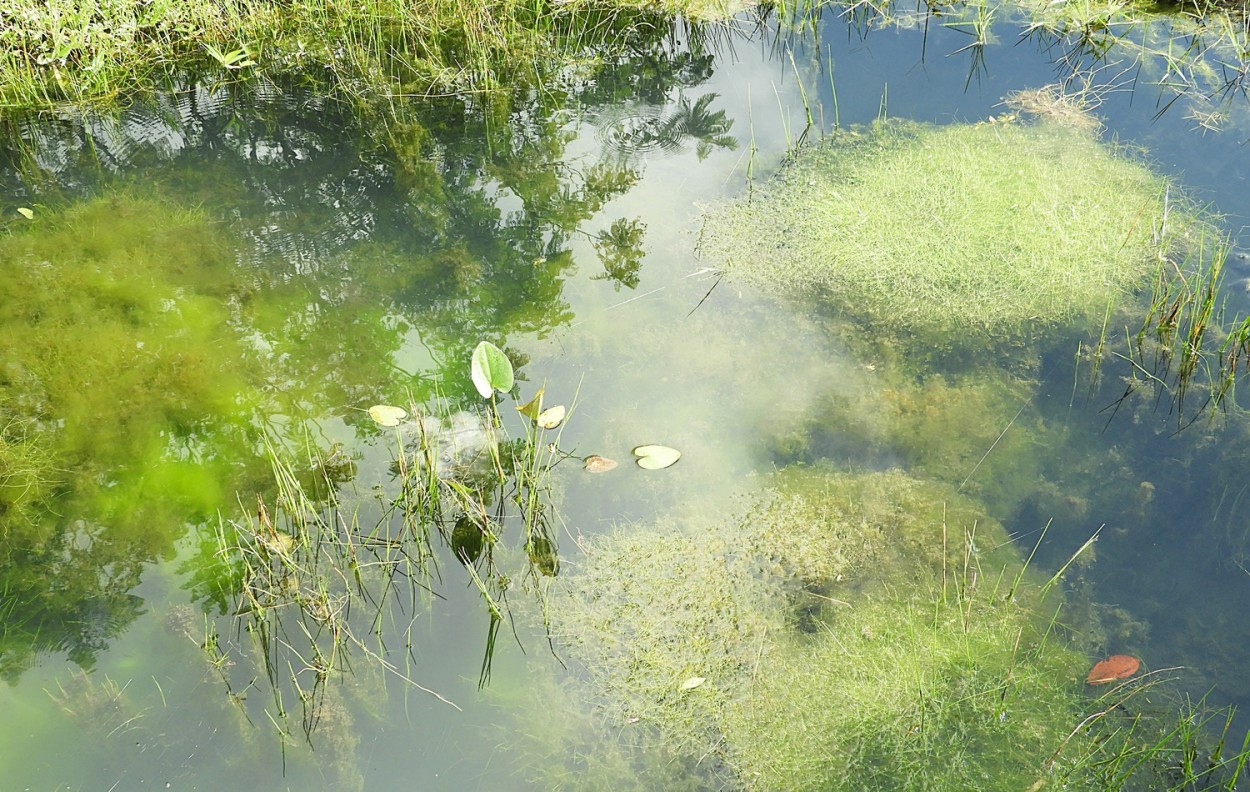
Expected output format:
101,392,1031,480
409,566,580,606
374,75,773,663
633,444,681,470
516,387,544,420
368,404,407,427
536,405,566,429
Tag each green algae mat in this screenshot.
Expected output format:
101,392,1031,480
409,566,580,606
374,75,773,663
699,118,1185,336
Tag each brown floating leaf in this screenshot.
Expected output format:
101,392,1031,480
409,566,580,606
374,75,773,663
1086,654,1141,685
583,455,618,473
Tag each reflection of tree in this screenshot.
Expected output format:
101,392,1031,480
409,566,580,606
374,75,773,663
592,218,647,291
0,22,724,682
0,192,273,680
596,91,738,160
671,93,739,161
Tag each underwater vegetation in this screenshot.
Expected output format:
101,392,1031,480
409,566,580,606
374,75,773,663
679,82,1250,788
0,191,269,680
521,467,1078,788
698,116,1187,339
506,466,1250,789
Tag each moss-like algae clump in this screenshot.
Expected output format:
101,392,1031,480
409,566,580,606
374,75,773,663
699,119,1177,336
0,193,251,483
531,467,1089,790
0,191,262,677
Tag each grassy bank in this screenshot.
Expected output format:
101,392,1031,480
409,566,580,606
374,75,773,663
8,0,1250,119
0,0,738,108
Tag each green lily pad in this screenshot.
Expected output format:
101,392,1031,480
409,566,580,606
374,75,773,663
633,444,681,470
368,404,407,427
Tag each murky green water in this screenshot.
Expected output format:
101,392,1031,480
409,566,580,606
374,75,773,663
5,8,1250,790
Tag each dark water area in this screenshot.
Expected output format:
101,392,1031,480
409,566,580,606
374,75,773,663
4,5,1250,789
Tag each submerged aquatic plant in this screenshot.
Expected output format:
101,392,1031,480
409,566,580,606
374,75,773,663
0,191,263,680
517,466,1092,788
699,117,1183,339
509,463,1250,790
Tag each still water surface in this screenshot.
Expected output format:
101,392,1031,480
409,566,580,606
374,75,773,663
4,7,1250,789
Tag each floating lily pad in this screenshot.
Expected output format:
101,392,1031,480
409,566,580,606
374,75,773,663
368,404,407,427
584,455,618,473
537,405,566,429
633,444,681,470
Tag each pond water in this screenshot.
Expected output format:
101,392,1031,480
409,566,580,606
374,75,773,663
5,6,1250,790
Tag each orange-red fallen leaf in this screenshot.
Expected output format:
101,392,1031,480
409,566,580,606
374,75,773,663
1086,654,1141,685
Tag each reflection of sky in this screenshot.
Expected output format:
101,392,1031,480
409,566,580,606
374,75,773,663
9,7,1250,788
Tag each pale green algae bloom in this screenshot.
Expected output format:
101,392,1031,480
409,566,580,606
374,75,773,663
0,192,257,519
698,117,1185,337
0,191,265,677
519,466,1092,790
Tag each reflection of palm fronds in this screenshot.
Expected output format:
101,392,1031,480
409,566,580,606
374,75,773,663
596,92,736,159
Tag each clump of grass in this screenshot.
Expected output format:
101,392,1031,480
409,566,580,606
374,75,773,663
201,381,570,737
0,416,59,527
396,391,569,683
1050,679,1250,789
1004,83,1105,133
698,117,1185,339
1113,224,1235,420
